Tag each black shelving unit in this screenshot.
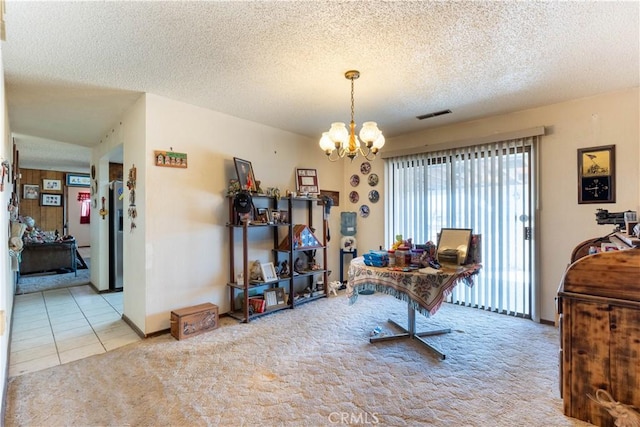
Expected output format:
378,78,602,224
227,195,327,322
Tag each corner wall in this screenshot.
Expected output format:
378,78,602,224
130,94,343,334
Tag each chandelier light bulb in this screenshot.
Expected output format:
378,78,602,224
359,121,381,146
319,132,334,152
328,122,348,145
372,133,385,150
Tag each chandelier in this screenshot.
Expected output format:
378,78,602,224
319,70,385,161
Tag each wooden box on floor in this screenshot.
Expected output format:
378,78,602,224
170,303,219,340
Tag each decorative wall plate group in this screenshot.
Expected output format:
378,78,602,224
349,162,380,218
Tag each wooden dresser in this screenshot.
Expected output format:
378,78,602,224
557,242,640,427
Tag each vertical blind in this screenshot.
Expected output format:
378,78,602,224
384,137,538,317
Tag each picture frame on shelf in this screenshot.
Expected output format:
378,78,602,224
23,184,39,200
278,210,289,224
295,168,319,195
255,208,269,224
577,145,615,204
260,262,278,282
234,157,257,192
42,179,62,191
66,173,91,187
270,210,281,223
41,193,62,207
263,287,287,308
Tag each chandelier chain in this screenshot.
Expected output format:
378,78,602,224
350,77,355,124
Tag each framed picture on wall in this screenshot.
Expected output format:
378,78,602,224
41,193,63,207
66,173,91,187
295,168,319,195
42,179,62,191
23,184,39,200
577,145,615,204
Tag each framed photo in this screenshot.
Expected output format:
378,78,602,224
255,208,269,223
66,173,91,187
234,157,257,192
263,287,287,308
578,145,615,204
278,210,289,224
260,262,278,282
295,168,319,195
23,184,39,200
270,210,281,223
41,193,62,207
318,189,339,207
42,179,62,191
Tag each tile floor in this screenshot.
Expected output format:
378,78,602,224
10,285,141,377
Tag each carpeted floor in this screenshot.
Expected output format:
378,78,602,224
15,259,90,295
4,292,593,426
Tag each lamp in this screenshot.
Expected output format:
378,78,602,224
319,70,385,162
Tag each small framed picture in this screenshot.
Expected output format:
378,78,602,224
295,168,319,195
234,157,257,192
270,210,281,223
318,189,340,207
41,193,63,207
263,287,287,308
42,179,62,191
23,184,39,200
260,262,278,282
278,210,289,224
66,174,91,187
255,208,269,223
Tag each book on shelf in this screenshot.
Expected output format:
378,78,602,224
248,297,266,313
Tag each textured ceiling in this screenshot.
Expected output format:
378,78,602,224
3,1,639,171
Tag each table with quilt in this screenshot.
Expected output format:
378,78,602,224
347,256,481,359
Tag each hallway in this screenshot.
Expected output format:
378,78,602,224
9,285,140,377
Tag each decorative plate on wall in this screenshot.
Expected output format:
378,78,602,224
368,190,379,203
360,161,371,175
368,173,379,186
350,174,360,187
359,205,370,218
349,191,359,203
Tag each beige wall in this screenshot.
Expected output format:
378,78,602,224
375,88,639,322
0,45,13,417
94,94,345,334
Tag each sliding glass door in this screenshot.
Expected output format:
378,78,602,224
384,137,537,318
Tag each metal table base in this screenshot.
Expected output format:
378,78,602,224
369,302,451,360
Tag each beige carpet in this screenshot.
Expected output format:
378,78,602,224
5,292,593,426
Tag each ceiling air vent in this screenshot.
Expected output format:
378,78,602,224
416,109,452,120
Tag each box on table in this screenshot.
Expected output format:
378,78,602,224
170,303,219,340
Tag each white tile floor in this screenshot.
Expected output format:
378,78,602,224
10,285,141,377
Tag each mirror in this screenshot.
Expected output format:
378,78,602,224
437,228,472,265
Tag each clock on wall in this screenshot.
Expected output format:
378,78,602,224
577,145,615,204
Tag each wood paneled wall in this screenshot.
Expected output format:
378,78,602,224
20,164,120,233
19,169,66,232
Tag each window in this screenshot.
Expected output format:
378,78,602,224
385,137,538,317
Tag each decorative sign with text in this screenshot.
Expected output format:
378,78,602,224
154,150,188,168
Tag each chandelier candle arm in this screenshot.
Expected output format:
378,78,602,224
319,70,384,162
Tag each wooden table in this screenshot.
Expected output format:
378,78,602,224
347,256,480,359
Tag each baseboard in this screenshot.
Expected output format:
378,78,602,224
121,314,146,339
540,318,556,326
